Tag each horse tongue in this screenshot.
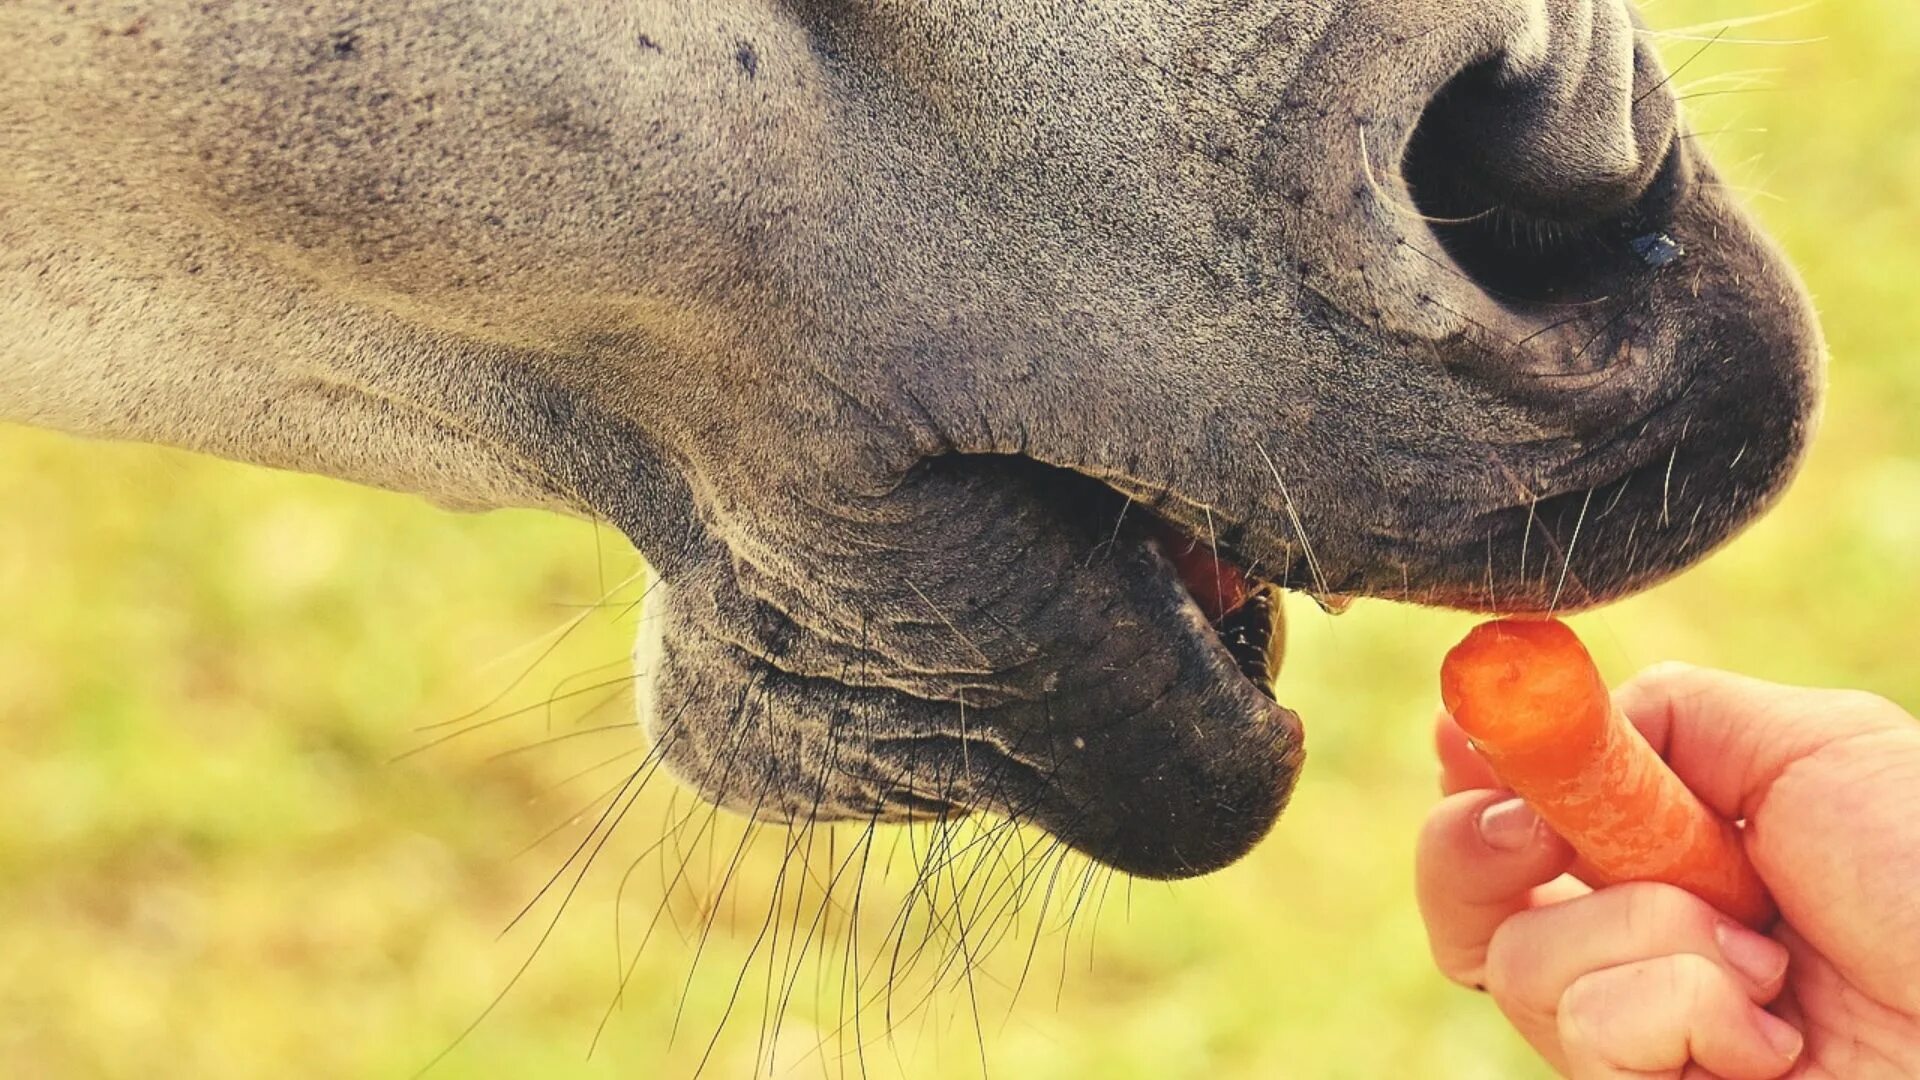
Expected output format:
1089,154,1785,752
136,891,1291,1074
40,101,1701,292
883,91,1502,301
1149,523,1251,623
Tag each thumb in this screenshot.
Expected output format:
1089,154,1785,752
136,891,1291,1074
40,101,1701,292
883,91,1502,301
1612,662,1914,824
1617,665,1920,1016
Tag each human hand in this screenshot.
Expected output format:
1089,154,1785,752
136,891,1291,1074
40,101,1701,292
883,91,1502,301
1417,663,1920,1078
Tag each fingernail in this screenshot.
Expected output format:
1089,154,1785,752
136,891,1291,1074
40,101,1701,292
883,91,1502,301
1716,921,1790,987
1753,1008,1804,1062
1476,798,1539,852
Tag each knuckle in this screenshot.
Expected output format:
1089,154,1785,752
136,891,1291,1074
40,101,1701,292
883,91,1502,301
1662,951,1724,1007
1618,661,1712,716
1561,956,1736,1076
1558,961,1688,1062
1624,660,1713,704
1482,914,1564,1029
1635,660,1700,687
1833,688,1907,725
1555,969,1617,1050
1617,881,1714,942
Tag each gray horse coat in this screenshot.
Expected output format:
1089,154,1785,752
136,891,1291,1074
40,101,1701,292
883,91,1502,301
2,1,1823,878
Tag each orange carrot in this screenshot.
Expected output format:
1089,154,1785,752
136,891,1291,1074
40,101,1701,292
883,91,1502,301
1441,619,1775,929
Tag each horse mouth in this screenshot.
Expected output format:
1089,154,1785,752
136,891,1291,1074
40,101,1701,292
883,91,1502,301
1147,521,1292,700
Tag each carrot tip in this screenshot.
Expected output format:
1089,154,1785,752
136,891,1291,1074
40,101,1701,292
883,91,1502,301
1441,619,1608,751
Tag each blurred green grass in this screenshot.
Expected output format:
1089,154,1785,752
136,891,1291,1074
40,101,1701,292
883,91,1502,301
2,3,1916,1076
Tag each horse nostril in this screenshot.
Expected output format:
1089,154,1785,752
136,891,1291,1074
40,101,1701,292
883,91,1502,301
1400,33,1685,309
1406,0,1678,223
1405,121,1689,309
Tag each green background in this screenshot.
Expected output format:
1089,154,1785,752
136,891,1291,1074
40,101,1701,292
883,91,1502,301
3,3,1914,1076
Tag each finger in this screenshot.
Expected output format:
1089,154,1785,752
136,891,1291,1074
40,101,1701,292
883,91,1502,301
1620,664,1920,1016
1417,790,1577,987
1557,954,1804,1080
1612,662,1912,821
1485,881,1790,1032
1436,709,1501,794
1437,707,1653,898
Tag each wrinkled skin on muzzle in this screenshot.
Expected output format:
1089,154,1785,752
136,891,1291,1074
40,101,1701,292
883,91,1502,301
5,1,1823,878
